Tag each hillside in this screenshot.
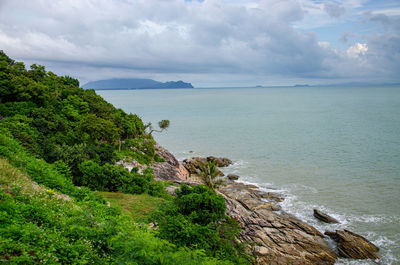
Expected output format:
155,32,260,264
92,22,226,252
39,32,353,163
0,51,248,264
82,78,194,90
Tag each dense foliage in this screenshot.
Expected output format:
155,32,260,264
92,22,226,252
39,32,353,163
0,51,249,264
0,159,227,264
198,161,225,190
152,185,252,264
0,50,163,194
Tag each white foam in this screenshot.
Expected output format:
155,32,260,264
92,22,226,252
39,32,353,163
180,157,400,264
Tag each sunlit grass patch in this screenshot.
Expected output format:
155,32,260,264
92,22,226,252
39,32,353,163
99,191,164,222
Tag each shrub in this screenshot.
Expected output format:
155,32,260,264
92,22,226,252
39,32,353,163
152,184,251,264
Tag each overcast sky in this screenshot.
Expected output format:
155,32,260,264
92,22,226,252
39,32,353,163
0,0,399,87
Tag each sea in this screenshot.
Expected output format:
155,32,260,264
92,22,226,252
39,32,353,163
98,86,400,264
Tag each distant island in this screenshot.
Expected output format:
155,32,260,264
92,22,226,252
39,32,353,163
82,78,194,90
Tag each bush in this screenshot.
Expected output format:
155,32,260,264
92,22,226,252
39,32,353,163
78,160,168,197
176,185,226,225
152,185,251,264
0,161,231,264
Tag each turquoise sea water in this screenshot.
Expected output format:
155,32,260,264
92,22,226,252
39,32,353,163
98,86,400,264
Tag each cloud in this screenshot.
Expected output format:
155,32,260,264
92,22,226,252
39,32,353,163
323,2,346,18
0,0,399,85
346,43,368,59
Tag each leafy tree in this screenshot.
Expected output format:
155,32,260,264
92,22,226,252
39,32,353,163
148,119,170,135
198,161,225,191
80,114,119,144
152,184,251,264
27,64,47,81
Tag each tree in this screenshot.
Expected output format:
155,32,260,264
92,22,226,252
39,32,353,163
148,119,170,135
80,114,119,144
198,161,224,191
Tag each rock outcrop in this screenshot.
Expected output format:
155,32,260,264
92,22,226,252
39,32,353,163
206,156,232,167
182,157,224,176
149,148,380,264
313,209,340,223
151,145,189,181
325,230,380,260
227,173,239,181
219,182,338,264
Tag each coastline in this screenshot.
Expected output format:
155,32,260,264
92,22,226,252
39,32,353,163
147,145,384,264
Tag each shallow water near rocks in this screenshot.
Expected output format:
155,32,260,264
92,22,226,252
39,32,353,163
98,86,400,264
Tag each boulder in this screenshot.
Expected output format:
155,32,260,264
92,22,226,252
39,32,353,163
182,157,224,176
227,174,239,181
151,145,189,181
313,209,340,223
165,185,180,196
325,230,380,260
182,157,206,174
221,191,338,264
206,156,232,167
218,182,338,264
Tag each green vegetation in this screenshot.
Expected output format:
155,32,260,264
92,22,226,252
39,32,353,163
99,192,164,222
0,51,249,264
147,119,170,135
0,159,226,264
0,50,163,195
152,185,252,264
198,161,225,190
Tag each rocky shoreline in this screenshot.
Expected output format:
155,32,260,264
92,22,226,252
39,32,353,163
122,146,381,264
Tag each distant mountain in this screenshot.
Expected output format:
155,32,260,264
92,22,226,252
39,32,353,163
82,78,194,90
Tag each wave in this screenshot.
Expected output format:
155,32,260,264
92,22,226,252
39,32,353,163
221,159,400,265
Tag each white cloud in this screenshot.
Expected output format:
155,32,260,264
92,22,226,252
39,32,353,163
346,43,368,59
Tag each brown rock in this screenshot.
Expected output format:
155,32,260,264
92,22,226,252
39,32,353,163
177,163,190,180
182,157,206,174
222,192,338,265
206,156,233,167
325,230,380,260
227,174,239,181
151,145,189,181
313,209,339,223
149,148,338,264
217,181,337,264
182,157,224,176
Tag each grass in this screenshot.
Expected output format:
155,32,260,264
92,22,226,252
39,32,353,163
0,158,40,195
100,191,164,222
0,157,164,223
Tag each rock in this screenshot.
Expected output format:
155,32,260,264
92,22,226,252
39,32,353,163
182,157,224,176
217,182,337,264
219,182,284,207
325,230,380,260
313,209,340,223
182,157,206,174
271,205,282,211
151,145,189,181
206,156,232,167
221,191,338,264
115,160,135,172
227,174,239,181
155,144,179,167
173,180,200,186
165,185,180,196
145,147,339,264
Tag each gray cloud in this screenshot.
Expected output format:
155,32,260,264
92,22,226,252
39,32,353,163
0,0,398,86
323,2,346,18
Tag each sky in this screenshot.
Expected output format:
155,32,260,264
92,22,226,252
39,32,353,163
0,0,399,87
